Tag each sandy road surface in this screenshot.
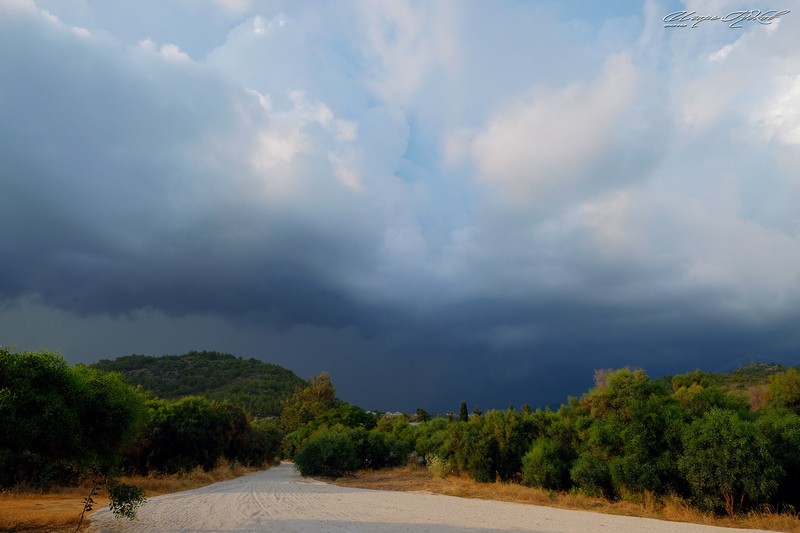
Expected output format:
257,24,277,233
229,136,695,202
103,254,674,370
89,462,768,533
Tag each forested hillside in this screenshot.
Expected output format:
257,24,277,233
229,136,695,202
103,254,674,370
91,351,305,417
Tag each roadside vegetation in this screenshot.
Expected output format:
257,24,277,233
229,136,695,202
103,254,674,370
0,462,261,532
333,465,800,532
4,346,800,530
281,364,800,526
0,348,284,531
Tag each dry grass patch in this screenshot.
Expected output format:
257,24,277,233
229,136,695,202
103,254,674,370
332,465,800,532
0,463,267,532
0,490,109,533
119,462,256,497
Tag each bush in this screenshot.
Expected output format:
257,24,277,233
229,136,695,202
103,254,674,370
521,438,568,490
106,478,146,520
609,455,661,495
245,418,283,466
756,407,800,507
570,453,613,498
0,349,146,487
425,453,453,477
293,427,359,478
352,429,409,469
679,408,780,517
130,396,255,473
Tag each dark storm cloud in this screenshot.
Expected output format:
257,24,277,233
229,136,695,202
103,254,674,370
2,1,800,411
0,5,375,329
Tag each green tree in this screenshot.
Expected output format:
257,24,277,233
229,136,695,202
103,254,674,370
583,368,654,421
756,407,800,506
678,408,780,517
245,418,284,466
570,452,613,498
413,417,450,458
767,368,800,412
0,349,146,486
521,438,568,489
0,349,82,485
484,408,526,481
315,403,377,430
280,372,337,433
459,401,469,422
293,426,359,478
135,397,234,473
611,396,684,495
673,382,746,419
71,365,147,472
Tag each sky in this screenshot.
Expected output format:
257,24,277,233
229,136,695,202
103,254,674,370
2,0,800,413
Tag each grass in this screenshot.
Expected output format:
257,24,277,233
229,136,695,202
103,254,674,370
0,462,265,532
332,465,800,532
6,462,798,532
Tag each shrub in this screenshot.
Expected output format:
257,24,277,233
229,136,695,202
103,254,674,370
521,438,568,490
293,427,359,478
245,418,283,466
679,408,780,517
756,407,800,507
425,453,453,477
0,349,146,486
570,453,613,498
609,455,661,495
130,396,253,473
106,478,146,520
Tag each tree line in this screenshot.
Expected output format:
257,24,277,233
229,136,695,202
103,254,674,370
0,348,284,489
5,346,800,519
283,366,800,518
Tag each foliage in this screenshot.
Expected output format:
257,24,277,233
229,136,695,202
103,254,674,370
284,365,800,517
459,401,469,422
719,363,788,392
582,368,654,421
292,426,360,478
412,417,450,457
570,453,613,498
11,346,800,520
106,477,146,520
314,403,377,430
91,351,305,417
673,382,747,418
521,438,568,489
425,453,453,477
766,368,800,413
280,372,337,434
679,408,780,517
756,407,800,506
126,396,267,473
0,348,146,487
245,418,284,466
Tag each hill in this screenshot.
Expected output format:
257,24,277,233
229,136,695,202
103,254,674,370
715,362,789,391
91,351,306,417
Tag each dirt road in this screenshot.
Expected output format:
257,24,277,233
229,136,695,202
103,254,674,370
88,462,768,533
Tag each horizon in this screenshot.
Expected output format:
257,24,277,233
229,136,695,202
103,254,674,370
2,0,800,414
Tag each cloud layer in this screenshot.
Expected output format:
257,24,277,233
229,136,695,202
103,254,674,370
2,0,800,411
